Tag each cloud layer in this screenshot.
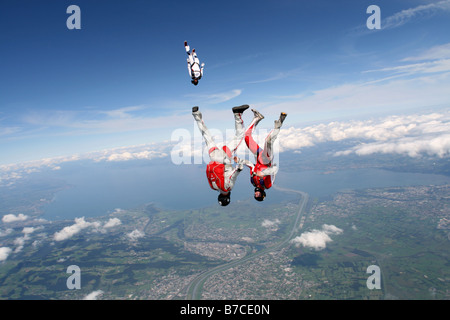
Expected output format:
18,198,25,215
2,109,448,189
279,110,450,158
0,143,169,187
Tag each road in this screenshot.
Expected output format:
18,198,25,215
184,186,309,300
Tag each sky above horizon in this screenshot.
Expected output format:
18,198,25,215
1,0,450,165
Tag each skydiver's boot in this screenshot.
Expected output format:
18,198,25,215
232,105,249,114
251,109,264,126
274,112,287,129
232,106,247,141
192,106,202,121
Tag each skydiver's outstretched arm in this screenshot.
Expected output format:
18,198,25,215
225,166,241,191
224,156,247,190
235,156,255,172
185,41,195,78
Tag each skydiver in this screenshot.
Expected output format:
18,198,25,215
192,105,252,206
241,109,287,201
185,41,204,86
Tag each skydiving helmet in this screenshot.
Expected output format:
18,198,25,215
254,187,266,202
218,192,231,206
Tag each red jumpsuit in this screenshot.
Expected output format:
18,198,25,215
244,120,279,190
205,146,238,193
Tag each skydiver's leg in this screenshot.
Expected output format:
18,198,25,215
259,128,279,164
192,51,200,65
244,109,264,156
185,42,196,69
192,107,217,152
259,112,287,164
226,105,249,153
192,107,231,164
187,54,195,66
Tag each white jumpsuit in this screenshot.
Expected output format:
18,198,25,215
185,43,204,80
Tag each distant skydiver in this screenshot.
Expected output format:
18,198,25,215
192,105,251,206
242,109,287,201
185,41,204,86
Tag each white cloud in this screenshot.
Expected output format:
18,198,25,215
267,71,450,120
322,224,344,235
291,224,343,251
0,228,13,237
13,235,28,247
364,43,450,80
279,110,450,158
99,106,145,119
0,247,12,262
364,59,450,77
13,227,43,252
403,43,450,62
103,218,121,229
292,230,332,251
53,217,121,241
262,219,280,228
104,150,167,162
83,290,104,300
383,0,450,30
53,217,101,242
13,234,30,253
127,229,145,241
2,213,29,223
342,134,450,158
22,227,36,234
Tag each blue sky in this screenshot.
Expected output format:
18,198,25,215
1,0,450,165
